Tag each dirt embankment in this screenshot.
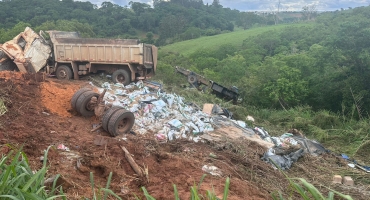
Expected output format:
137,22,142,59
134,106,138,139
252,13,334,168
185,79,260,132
0,71,369,199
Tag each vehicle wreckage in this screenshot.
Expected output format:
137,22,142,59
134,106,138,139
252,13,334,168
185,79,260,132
0,27,157,85
175,66,239,103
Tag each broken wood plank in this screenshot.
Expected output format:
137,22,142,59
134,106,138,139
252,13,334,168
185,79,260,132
90,124,102,132
120,146,143,177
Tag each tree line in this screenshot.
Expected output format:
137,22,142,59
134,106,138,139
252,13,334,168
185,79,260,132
0,0,303,45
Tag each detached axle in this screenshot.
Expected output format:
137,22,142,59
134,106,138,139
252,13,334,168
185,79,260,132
70,88,135,137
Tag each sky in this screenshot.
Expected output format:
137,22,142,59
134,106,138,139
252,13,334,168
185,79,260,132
81,0,370,11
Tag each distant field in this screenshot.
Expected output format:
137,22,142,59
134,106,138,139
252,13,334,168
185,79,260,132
160,23,313,56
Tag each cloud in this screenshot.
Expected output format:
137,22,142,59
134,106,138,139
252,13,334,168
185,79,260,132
81,0,369,11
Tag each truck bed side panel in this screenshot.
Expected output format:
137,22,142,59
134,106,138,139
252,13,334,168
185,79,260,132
54,43,143,64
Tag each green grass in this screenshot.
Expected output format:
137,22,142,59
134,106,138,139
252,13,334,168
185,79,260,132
89,172,122,200
0,145,65,199
160,23,313,56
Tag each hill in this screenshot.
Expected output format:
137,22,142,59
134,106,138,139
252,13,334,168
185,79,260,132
160,23,313,56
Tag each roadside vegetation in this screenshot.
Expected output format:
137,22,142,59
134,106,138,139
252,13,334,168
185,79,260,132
155,5,370,160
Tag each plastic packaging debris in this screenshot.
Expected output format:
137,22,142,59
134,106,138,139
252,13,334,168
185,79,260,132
202,165,222,176
57,144,70,151
209,153,217,158
283,137,298,146
254,127,270,138
151,100,167,110
192,136,201,143
129,104,140,112
280,133,294,139
246,115,255,122
136,128,147,135
155,133,167,142
271,137,283,147
168,119,183,129
114,83,124,88
136,80,144,88
115,89,125,96
262,148,304,170
235,120,246,128
348,163,355,168
341,154,350,160
101,82,112,90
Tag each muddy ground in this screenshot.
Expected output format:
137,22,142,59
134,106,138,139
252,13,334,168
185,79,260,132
0,71,369,199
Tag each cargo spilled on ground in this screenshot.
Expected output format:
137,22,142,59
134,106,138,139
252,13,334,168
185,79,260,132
1,71,369,199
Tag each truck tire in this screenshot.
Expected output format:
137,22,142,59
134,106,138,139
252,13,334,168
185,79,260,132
102,106,123,132
71,88,92,111
112,69,130,85
75,91,99,117
107,109,135,137
188,74,198,84
56,65,73,80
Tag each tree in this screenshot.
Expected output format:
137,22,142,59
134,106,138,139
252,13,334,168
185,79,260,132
129,1,150,15
211,0,222,8
302,5,317,21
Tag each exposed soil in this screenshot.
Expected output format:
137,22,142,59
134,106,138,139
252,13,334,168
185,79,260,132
0,71,369,199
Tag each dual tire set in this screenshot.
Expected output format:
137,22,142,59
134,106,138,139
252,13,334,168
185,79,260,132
56,65,131,86
71,88,135,137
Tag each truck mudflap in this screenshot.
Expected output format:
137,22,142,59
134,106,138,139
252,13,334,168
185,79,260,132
0,27,51,73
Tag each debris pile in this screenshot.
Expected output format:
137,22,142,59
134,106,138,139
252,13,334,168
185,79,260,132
91,80,332,170
94,81,251,143
255,127,328,169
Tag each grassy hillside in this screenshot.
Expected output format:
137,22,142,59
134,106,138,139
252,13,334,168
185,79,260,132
160,23,313,56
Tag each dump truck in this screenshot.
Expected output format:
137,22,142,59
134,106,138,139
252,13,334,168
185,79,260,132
0,27,157,85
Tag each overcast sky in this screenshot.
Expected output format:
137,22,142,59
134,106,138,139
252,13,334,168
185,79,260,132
81,0,370,11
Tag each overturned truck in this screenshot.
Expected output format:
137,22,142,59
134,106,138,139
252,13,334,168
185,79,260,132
0,27,157,85
175,66,239,103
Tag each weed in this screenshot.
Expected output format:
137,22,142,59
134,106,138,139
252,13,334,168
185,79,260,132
89,171,122,200
270,160,353,200
0,97,7,116
0,145,65,199
272,178,353,200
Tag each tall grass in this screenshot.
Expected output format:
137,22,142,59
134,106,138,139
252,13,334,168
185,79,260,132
272,178,353,200
0,145,65,199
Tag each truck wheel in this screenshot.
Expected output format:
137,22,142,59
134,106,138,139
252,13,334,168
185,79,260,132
112,69,130,85
75,91,99,117
102,106,123,132
71,88,92,111
107,109,135,137
188,74,198,84
56,65,73,80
